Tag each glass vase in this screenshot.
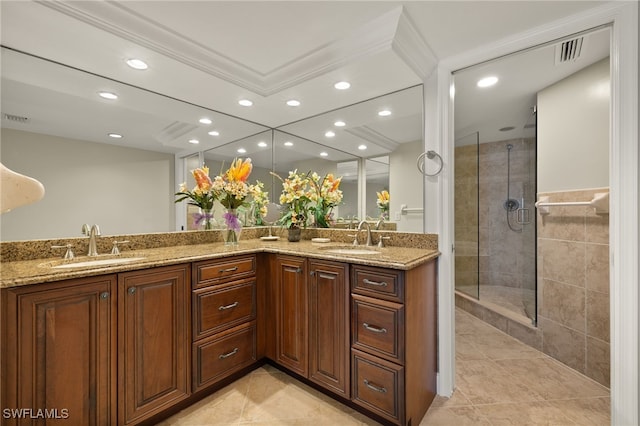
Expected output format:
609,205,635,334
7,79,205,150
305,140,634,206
223,209,242,245
194,208,214,230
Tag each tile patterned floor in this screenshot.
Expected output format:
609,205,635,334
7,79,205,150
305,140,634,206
159,308,610,425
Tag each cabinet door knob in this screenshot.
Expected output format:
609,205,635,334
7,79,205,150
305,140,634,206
218,301,239,311
363,379,387,393
218,348,239,359
128,287,136,294
295,267,302,273
363,323,387,333
310,271,315,276
100,292,109,300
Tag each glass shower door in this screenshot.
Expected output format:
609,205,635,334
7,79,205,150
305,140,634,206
454,132,480,299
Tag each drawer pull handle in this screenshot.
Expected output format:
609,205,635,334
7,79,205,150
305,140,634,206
363,278,388,287
219,348,239,359
218,301,239,311
363,379,387,393
363,323,387,333
219,266,238,273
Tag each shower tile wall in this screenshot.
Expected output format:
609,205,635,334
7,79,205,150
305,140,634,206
537,187,610,387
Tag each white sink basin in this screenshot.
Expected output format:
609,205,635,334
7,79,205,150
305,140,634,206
51,257,146,269
324,248,380,255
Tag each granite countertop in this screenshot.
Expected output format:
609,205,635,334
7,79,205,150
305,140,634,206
1,238,439,289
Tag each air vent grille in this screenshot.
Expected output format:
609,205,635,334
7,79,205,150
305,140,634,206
555,37,584,64
3,113,30,123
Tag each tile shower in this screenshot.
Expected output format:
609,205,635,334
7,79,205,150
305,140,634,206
454,137,610,387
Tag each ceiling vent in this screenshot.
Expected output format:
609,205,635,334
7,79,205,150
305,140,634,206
555,37,584,64
3,113,30,123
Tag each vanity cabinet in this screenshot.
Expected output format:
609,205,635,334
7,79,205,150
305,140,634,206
118,264,190,425
272,255,350,397
350,261,437,425
2,275,118,425
191,256,257,392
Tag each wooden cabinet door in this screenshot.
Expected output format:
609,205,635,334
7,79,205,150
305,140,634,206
118,264,190,425
274,255,308,376
3,276,117,426
308,259,350,397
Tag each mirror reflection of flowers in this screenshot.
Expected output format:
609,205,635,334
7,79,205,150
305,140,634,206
249,180,269,225
271,170,313,229
376,189,390,219
175,166,217,230
212,158,253,243
309,172,343,228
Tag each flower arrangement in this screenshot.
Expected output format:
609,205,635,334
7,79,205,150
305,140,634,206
309,172,343,228
175,166,217,229
271,170,313,230
248,180,269,225
376,189,390,219
212,158,253,244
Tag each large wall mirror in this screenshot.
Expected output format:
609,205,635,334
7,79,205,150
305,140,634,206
0,47,268,241
1,46,425,240
276,84,424,232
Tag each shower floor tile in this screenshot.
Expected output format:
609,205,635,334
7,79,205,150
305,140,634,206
160,308,609,426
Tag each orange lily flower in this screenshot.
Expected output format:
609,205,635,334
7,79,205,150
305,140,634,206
226,158,253,182
192,166,212,191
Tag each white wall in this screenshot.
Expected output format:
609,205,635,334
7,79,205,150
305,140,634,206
537,58,610,192
390,139,424,232
1,129,175,240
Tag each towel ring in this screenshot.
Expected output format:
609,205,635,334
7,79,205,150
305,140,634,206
417,150,443,177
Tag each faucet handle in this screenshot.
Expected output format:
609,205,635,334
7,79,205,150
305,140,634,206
52,244,75,259
111,240,130,255
377,236,391,248
347,234,359,246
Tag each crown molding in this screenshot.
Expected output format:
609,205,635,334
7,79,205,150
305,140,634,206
346,126,400,151
38,2,417,96
392,8,439,80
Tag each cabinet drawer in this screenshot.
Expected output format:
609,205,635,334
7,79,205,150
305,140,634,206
193,323,257,392
193,279,256,340
193,255,256,288
352,349,404,425
352,295,404,363
351,265,403,302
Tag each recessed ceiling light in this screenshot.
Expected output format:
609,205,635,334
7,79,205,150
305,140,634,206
477,76,499,88
320,152,328,157
378,110,392,117
237,148,247,154
238,99,253,107
188,139,199,145
334,81,351,90
257,141,268,148
99,91,118,100
286,99,301,107
126,58,148,70
284,141,294,147
108,133,123,139
358,144,367,150
499,126,515,132
208,130,220,136
199,118,212,125
325,131,336,138
334,121,346,127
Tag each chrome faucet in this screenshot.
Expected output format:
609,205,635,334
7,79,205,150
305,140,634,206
82,224,101,256
357,220,374,246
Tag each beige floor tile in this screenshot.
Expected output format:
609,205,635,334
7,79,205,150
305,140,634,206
473,401,577,425
420,406,492,426
547,397,610,425
494,358,609,400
